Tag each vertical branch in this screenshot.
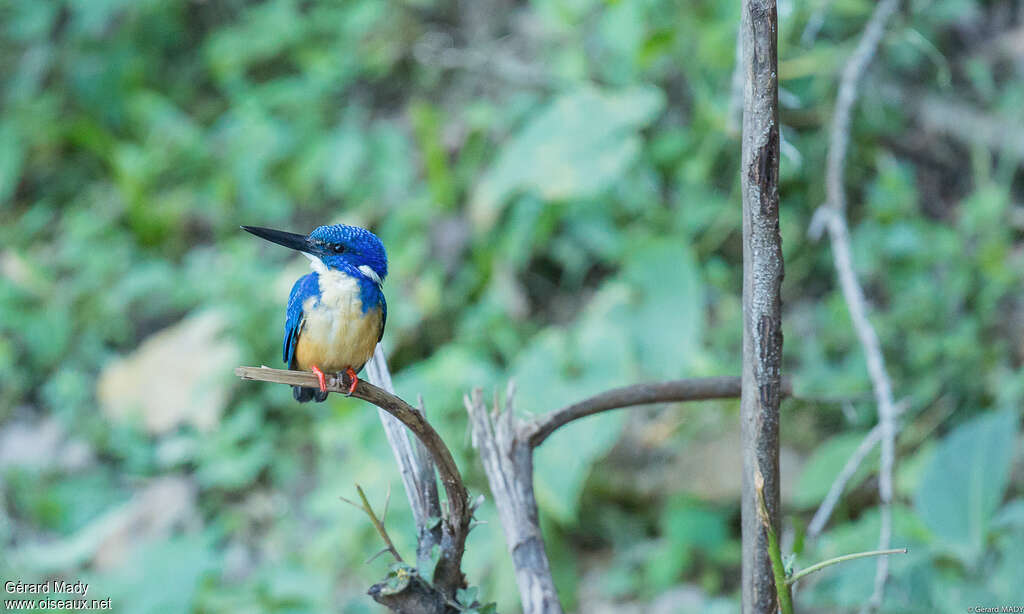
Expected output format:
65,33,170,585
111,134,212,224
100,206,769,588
465,385,563,614
365,345,443,572
739,0,784,612
816,0,900,610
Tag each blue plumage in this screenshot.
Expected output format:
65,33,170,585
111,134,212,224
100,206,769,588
243,222,388,402
283,272,321,367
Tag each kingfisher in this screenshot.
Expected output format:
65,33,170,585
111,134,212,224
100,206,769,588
242,224,387,402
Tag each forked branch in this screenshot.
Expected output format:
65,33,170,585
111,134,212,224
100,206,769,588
468,375,776,614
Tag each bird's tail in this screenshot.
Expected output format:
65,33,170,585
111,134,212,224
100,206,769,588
292,386,329,403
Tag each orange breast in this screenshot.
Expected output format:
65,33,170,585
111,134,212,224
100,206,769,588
294,305,382,373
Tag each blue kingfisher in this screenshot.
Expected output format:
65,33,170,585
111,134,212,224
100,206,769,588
243,224,387,402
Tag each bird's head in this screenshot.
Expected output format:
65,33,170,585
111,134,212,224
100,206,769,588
242,223,388,284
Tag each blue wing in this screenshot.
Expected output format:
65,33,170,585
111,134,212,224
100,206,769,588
283,273,320,368
378,292,387,342
355,275,387,343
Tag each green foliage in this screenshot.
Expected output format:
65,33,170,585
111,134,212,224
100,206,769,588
98,537,218,614
644,498,729,591
471,86,664,228
914,410,1017,562
1,0,1022,612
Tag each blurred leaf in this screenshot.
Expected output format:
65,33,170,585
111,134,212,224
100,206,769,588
470,86,664,228
914,410,1018,560
521,305,632,522
646,498,728,590
98,536,216,614
410,101,456,210
0,122,23,206
618,239,704,377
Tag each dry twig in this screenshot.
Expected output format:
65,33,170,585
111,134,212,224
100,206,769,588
807,424,882,538
339,484,404,564
814,0,901,610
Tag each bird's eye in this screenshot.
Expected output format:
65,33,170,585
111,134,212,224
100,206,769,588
331,244,346,254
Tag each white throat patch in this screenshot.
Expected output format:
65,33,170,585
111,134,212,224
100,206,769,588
303,252,329,275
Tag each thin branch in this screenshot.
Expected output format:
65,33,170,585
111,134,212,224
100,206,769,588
800,0,834,46
807,400,909,539
807,424,882,538
235,365,470,593
339,484,404,564
788,548,907,586
816,0,901,610
527,376,782,448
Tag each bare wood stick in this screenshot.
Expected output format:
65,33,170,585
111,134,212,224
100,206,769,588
235,365,470,595
526,376,769,448
816,0,901,610
740,0,784,612
465,384,563,614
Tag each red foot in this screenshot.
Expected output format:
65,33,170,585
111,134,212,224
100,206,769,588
344,367,359,396
311,365,328,392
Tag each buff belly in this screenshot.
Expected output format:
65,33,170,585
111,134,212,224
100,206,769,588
293,271,382,373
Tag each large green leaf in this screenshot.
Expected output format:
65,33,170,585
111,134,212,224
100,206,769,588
470,86,664,228
914,410,1018,560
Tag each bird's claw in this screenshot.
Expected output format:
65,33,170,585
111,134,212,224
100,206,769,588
344,367,359,396
311,365,328,393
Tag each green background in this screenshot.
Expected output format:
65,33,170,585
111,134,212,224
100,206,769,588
1,0,1022,611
